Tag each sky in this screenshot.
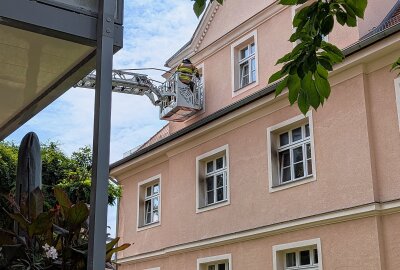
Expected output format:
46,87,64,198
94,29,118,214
5,0,200,237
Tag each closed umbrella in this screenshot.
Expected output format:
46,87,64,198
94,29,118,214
15,132,42,228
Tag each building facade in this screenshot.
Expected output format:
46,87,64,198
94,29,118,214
110,1,400,269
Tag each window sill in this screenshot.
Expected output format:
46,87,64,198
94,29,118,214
269,175,316,193
137,221,161,232
232,81,258,97
196,199,230,214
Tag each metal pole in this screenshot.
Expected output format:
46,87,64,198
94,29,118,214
87,0,115,269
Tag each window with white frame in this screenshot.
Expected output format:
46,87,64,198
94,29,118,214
284,247,319,270
273,239,322,270
137,175,161,229
278,123,312,184
204,155,228,205
239,42,256,88
197,254,231,270
231,30,258,93
196,145,230,211
267,114,316,191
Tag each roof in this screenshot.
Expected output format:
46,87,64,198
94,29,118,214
363,0,400,38
137,124,170,151
110,8,400,171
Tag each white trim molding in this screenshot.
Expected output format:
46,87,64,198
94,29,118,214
117,200,400,265
195,144,230,213
230,30,259,96
267,112,316,192
145,268,161,270
395,77,400,132
137,174,162,231
197,254,232,270
273,238,323,270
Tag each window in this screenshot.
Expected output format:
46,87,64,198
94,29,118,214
137,175,161,230
239,42,256,88
284,248,319,269
267,113,316,192
231,30,258,95
273,239,322,270
196,145,230,212
197,254,231,270
278,124,312,184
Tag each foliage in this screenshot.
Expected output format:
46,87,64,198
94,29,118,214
0,142,122,230
192,0,399,114
0,187,130,270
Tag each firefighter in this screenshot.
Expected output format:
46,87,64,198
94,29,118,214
177,58,200,92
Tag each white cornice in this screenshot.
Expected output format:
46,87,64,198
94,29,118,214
117,200,400,265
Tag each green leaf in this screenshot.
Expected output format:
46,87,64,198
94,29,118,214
28,187,44,220
6,211,30,230
346,13,357,27
269,70,285,84
317,64,328,79
66,202,89,229
28,212,54,237
279,0,299,5
54,187,72,208
336,10,347,26
275,76,289,97
298,90,310,115
106,243,131,262
308,78,321,109
315,72,331,99
321,15,334,35
193,0,206,17
287,74,301,105
346,0,367,18
322,42,344,59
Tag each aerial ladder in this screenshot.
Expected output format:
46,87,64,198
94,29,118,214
75,70,204,122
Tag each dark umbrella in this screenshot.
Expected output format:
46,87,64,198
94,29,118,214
15,132,42,230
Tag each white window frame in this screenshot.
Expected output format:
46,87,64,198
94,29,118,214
230,30,259,96
137,174,161,231
196,145,230,213
197,254,232,270
238,42,256,89
395,77,400,132
267,112,316,192
273,238,323,270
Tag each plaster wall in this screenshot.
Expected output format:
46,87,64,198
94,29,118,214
116,70,396,257
119,216,387,270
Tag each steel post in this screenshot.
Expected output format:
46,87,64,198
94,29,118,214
87,0,115,269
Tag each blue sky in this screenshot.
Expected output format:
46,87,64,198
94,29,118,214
5,0,200,237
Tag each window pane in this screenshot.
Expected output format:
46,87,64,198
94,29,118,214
240,46,249,59
146,212,152,224
208,265,215,270
146,186,152,197
153,184,159,194
153,197,159,210
294,162,305,178
250,43,255,54
280,132,289,146
207,161,214,173
314,249,318,264
305,124,310,137
153,210,159,222
282,167,291,183
300,250,311,265
216,157,224,170
206,176,214,191
207,191,214,204
217,188,224,201
306,143,311,159
286,252,296,267
218,263,226,270
292,127,302,142
240,63,249,87
216,174,224,187
279,149,290,167
145,200,151,213
307,159,313,176
293,146,304,163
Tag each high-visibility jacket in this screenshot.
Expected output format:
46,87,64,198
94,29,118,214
177,62,199,84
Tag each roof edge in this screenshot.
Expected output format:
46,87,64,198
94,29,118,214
110,22,400,171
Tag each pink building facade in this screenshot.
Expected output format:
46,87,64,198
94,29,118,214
111,1,400,269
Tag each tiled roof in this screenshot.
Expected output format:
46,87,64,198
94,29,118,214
364,1,400,38
137,124,170,151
